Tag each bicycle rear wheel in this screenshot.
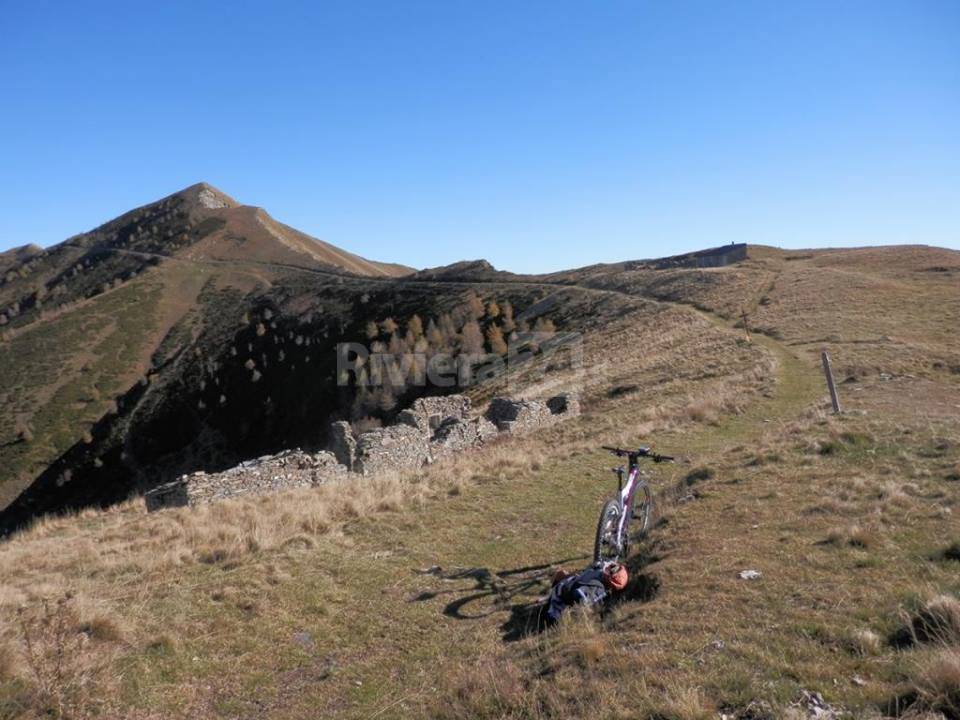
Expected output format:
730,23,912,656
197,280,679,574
593,498,623,563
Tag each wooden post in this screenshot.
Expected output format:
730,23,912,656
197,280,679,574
821,351,841,413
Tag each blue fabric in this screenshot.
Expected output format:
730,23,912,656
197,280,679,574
545,569,608,624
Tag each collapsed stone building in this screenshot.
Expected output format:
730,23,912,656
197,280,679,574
144,392,579,510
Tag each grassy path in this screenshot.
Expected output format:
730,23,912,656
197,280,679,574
141,298,830,719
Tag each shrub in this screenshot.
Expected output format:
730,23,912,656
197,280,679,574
15,595,116,718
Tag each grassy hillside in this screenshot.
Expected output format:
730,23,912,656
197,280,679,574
0,183,417,521
0,244,957,719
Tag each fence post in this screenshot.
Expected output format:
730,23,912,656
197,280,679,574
821,351,841,413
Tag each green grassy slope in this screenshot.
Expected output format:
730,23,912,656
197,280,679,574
0,245,958,719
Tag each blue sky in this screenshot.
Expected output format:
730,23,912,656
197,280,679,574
2,1,958,272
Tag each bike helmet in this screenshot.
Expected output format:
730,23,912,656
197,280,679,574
602,562,628,591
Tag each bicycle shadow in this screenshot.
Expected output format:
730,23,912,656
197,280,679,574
410,541,664,642
410,557,583,638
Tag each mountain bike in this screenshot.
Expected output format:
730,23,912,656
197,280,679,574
593,445,674,563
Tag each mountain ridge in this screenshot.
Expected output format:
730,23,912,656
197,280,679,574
1,184,957,535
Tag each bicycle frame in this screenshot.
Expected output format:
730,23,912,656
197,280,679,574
614,463,646,541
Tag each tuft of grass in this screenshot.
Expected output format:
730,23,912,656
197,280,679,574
746,450,783,466
938,541,960,562
848,525,879,549
893,595,960,648
573,636,608,667
822,524,879,549
78,616,126,644
652,684,715,720
907,647,960,720
684,399,720,425
144,635,177,656
817,440,841,456
684,467,716,485
846,628,882,656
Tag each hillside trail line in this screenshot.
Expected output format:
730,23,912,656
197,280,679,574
233,291,826,719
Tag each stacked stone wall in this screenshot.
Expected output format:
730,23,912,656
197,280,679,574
145,449,347,509
146,392,578,511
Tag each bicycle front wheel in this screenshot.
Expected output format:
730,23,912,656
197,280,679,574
593,498,623,563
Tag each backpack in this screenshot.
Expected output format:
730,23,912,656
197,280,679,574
544,567,608,624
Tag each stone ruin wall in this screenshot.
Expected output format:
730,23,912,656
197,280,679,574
144,449,347,511
145,392,579,511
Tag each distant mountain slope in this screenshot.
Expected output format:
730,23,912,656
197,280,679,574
0,183,414,521
0,244,43,275
1,202,958,534
175,184,413,277
0,183,411,334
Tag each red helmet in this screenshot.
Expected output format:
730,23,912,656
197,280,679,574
602,562,628,591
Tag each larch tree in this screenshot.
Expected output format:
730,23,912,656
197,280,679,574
501,301,516,332
466,291,485,320
438,313,459,348
426,318,444,349
486,323,508,355
407,314,424,339
461,319,485,355
534,317,556,333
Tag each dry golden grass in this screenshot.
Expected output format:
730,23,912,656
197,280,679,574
823,523,881,549
848,628,883,656
2,595,128,719
425,353,959,719
3,247,958,719
0,297,776,718
0,434,565,707
0,641,15,682
899,595,960,648
908,647,960,719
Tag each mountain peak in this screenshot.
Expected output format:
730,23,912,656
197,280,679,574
174,182,239,210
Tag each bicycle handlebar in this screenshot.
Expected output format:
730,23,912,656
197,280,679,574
601,445,674,463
